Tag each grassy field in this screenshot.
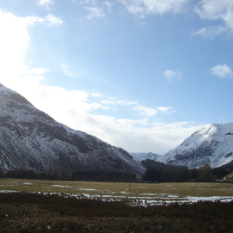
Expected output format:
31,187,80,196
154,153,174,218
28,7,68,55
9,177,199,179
1,178,233,203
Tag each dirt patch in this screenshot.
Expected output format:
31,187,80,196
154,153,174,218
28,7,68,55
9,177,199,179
1,192,233,232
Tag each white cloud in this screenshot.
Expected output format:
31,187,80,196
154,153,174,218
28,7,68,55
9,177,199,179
60,64,75,77
164,70,182,83
45,14,63,26
85,7,105,20
36,0,53,7
118,0,189,17
210,64,233,78
132,105,157,116
0,8,203,155
194,0,233,37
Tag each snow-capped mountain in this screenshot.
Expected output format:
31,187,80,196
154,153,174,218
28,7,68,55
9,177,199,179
130,152,161,162
157,123,233,169
0,83,145,176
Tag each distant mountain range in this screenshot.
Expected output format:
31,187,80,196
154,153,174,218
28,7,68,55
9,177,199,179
130,152,161,162
0,83,145,177
157,123,233,169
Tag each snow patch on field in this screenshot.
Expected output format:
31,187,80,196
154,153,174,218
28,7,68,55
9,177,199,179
0,190,232,206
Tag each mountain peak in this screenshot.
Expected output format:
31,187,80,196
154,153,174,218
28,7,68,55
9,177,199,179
157,122,233,169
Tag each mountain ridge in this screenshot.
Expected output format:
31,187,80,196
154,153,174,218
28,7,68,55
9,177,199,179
0,83,145,177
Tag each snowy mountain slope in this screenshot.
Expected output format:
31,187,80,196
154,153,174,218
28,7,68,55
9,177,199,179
157,123,233,169
0,83,145,176
130,152,161,162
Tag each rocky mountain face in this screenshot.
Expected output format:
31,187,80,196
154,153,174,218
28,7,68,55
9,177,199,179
157,123,233,169
0,84,145,176
130,152,161,163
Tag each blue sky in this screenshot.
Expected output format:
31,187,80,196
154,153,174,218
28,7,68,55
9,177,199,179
0,0,233,154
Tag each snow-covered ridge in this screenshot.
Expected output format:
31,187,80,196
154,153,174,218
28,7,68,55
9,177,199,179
0,83,145,176
157,123,233,169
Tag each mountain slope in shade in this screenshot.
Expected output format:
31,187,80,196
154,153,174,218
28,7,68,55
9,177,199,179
130,152,161,163
0,83,145,176
157,123,233,169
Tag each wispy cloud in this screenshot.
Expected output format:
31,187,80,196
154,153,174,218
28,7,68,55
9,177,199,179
194,0,233,38
60,64,75,77
192,26,227,39
101,100,137,105
103,1,113,12
85,7,105,20
164,70,182,83
157,106,174,114
210,64,233,78
101,100,115,105
118,0,189,18
132,105,157,117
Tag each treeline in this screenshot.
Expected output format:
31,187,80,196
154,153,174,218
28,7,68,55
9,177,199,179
3,169,70,180
143,164,231,182
72,171,136,182
0,168,136,182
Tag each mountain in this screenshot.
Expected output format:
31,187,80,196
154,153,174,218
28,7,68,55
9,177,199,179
157,123,233,169
0,83,145,177
130,152,161,162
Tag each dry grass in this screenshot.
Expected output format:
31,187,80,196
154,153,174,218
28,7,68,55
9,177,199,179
1,178,233,199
